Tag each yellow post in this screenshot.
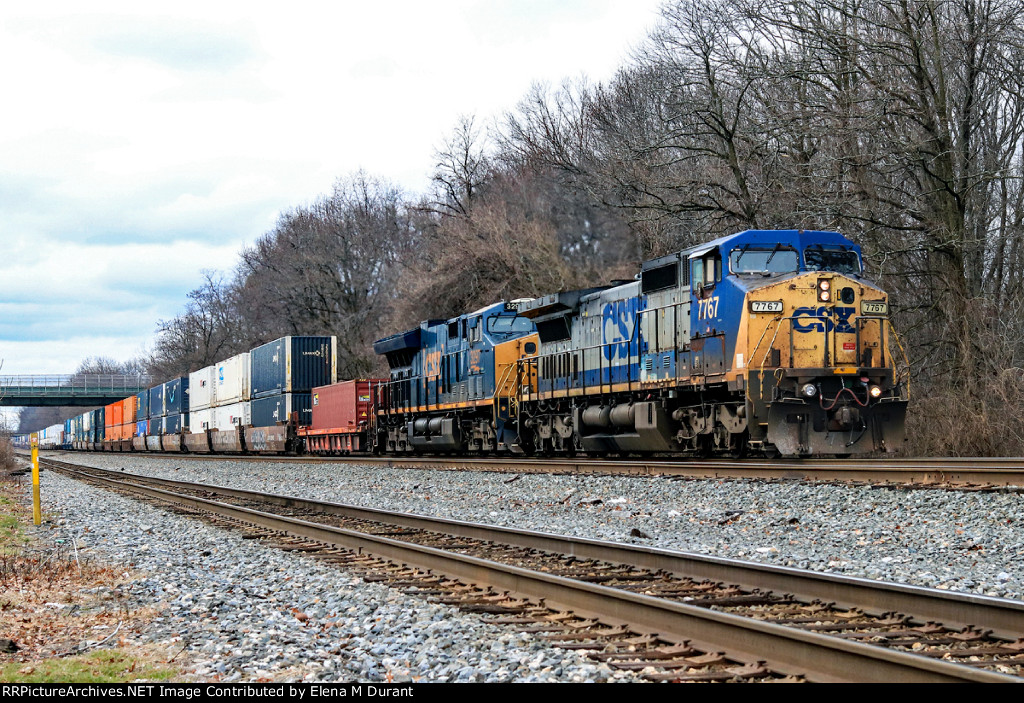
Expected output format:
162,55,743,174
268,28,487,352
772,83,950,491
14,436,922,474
31,433,40,526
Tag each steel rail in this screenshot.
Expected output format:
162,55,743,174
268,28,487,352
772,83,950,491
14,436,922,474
39,449,1024,486
46,459,1024,639
46,460,1024,682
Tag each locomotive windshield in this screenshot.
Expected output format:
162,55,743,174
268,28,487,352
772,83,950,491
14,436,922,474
730,247,799,275
804,246,861,275
487,315,533,334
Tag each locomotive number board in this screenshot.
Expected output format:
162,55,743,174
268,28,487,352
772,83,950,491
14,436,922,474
861,301,888,315
749,300,784,313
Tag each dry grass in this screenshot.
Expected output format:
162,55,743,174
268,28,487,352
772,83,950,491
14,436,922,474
0,473,181,683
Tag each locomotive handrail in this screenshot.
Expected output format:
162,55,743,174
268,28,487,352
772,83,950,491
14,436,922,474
886,318,912,401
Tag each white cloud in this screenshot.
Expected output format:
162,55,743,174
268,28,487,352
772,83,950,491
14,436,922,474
0,0,663,378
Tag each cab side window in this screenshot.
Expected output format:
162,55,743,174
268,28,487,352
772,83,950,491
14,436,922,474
692,253,721,289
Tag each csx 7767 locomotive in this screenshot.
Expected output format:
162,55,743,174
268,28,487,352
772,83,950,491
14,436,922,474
375,230,908,458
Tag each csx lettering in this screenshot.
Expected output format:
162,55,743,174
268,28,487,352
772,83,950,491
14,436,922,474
424,350,442,378
697,296,720,321
602,298,643,361
833,307,855,334
793,306,855,334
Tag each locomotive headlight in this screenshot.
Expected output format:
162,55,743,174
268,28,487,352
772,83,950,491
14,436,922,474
817,279,831,302
869,385,883,398
802,383,818,397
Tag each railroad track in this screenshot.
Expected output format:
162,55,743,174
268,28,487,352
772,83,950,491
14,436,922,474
39,457,1024,683
36,448,1024,488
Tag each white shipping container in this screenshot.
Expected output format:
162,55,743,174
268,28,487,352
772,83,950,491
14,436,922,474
83,412,92,432
189,365,216,410
213,401,251,430
41,424,64,448
215,353,250,406
190,408,213,432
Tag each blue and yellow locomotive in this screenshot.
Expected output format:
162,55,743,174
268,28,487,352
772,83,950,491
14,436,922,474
373,230,907,458
515,230,907,457
373,300,539,453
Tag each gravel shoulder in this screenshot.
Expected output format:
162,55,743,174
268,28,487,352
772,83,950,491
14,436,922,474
32,463,646,683
31,451,1024,682
50,452,1024,600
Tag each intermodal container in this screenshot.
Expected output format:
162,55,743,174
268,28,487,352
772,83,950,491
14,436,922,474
104,401,122,441
212,401,250,430
136,390,150,420
251,392,312,427
250,336,337,399
120,395,138,426
189,366,216,410
149,384,165,417
163,377,190,416
311,380,383,431
190,408,212,432
162,414,186,434
215,353,250,406
89,408,104,443
136,419,149,436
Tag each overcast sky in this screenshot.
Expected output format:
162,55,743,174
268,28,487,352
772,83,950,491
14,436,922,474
0,0,662,404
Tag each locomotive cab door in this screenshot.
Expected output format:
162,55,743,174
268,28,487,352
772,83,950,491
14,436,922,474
689,246,722,378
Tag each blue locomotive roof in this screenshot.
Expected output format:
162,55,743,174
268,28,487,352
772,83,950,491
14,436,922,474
373,320,445,355
677,229,860,264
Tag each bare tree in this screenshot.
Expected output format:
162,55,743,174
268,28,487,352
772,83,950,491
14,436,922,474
431,114,492,217
237,172,417,377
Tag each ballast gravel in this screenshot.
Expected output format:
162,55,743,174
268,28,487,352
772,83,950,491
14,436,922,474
31,469,644,683
33,451,1024,680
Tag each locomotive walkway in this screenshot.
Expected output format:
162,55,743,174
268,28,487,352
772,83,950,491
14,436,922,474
0,374,153,406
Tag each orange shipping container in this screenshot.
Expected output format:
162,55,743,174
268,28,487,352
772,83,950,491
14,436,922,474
104,401,122,441
120,395,138,426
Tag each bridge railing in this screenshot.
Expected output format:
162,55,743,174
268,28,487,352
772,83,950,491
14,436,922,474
0,375,156,396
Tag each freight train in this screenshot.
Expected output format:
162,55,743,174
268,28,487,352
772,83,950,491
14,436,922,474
19,229,908,458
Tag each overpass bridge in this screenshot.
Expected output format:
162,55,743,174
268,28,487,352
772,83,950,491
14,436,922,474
0,375,154,406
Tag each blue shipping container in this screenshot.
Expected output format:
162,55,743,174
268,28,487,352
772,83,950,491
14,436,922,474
162,414,185,434
149,384,165,418
136,390,149,420
136,419,148,436
163,376,190,415
91,407,105,442
250,336,337,399
251,392,312,427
